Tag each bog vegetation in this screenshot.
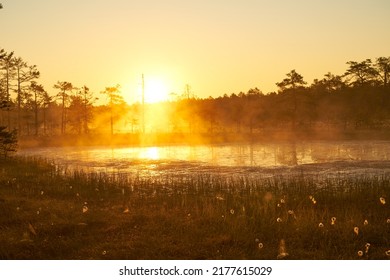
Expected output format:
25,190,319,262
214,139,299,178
1,48,390,144
0,157,389,259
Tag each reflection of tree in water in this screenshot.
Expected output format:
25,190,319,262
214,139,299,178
309,142,390,163
275,143,298,166
250,144,254,166
232,145,246,166
310,144,339,163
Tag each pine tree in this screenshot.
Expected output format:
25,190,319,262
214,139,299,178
0,126,18,158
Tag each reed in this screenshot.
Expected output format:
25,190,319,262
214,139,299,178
0,156,389,259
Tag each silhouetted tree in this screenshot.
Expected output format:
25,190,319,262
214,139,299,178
0,50,15,128
344,59,377,87
276,70,307,91
101,85,123,135
183,83,195,99
75,85,96,134
13,57,40,134
68,95,84,134
276,70,307,129
54,81,75,134
40,88,52,135
0,126,17,158
29,82,47,135
375,57,390,88
324,72,345,91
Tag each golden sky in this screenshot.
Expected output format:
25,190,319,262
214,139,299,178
1,0,390,104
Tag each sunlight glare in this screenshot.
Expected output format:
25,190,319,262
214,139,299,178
141,147,160,160
143,78,169,103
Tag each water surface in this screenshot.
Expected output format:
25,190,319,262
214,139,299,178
19,141,390,178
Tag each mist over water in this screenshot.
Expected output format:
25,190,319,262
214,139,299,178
19,141,390,178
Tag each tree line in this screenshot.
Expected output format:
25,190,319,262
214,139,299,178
1,47,390,142
153,56,390,138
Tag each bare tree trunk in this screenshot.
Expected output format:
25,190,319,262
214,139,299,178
34,90,38,136
61,94,66,134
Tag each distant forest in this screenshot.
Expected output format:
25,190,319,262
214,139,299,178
1,48,390,144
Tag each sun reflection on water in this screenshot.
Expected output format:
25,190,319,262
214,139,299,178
141,147,160,160
18,141,390,177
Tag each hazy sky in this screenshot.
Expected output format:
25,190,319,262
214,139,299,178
1,0,390,103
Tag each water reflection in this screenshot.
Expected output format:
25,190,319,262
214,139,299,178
275,142,298,166
19,141,390,175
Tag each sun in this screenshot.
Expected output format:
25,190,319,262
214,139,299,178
144,78,168,103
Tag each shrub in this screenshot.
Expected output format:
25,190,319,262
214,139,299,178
0,126,18,158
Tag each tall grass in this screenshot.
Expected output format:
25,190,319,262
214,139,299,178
0,156,389,259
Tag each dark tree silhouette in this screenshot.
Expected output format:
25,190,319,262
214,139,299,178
276,69,307,90
101,85,123,135
344,59,377,86
375,57,390,87
0,50,15,128
77,85,96,134
13,57,40,134
54,81,75,134
311,72,345,92
0,126,17,158
276,70,307,130
29,82,47,135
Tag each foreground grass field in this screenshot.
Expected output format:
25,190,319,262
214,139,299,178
0,157,389,260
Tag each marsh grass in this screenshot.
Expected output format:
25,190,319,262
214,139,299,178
0,156,389,259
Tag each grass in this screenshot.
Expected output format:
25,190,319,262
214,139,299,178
0,156,389,260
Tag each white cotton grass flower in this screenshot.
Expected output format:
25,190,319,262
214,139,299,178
277,217,282,223
380,197,386,205
363,219,369,226
40,191,44,195
230,209,235,215
123,207,129,214
387,218,390,224
216,195,224,201
288,210,294,215
386,250,390,257
318,223,324,228
280,198,285,204
258,242,264,249
357,251,364,257
82,205,88,213
331,217,336,225
354,227,359,235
